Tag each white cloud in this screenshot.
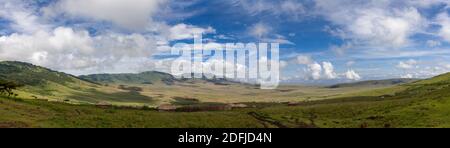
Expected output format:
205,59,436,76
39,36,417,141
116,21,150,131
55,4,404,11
249,23,272,39
0,0,50,33
169,23,216,41
230,0,306,20
307,62,322,80
248,22,294,44
279,0,307,20
280,60,288,69
322,62,337,79
436,12,450,42
315,0,425,47
299,57,340,80
331,42,352,56
396,59,418,69
0,27,160,74
345,69,361,80
445,64,450,69
43,0,167,30
296,55,314,65
407,0,450,8
303,61,340,80
0,0,225,75
401,73,414,79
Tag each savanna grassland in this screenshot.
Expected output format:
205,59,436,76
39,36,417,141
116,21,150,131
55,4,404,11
1,61,450,128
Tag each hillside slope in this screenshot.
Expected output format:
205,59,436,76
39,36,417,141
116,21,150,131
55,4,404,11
327,78,419,88
0,61,154,105
0,61,85,86
256,73,450,127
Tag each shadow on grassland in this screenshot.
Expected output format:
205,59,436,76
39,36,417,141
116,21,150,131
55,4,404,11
68,89,155,104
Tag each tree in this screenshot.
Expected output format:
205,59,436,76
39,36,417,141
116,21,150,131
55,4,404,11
0,80,23,97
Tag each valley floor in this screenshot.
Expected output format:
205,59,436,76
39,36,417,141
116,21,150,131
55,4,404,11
1,78,449,128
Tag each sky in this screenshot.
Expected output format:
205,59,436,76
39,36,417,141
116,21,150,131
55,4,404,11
0,0,450,84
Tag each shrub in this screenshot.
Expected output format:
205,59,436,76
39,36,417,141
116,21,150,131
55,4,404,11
0,80,23,97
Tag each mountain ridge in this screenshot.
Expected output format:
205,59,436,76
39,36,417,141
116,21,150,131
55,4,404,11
0,61,93,86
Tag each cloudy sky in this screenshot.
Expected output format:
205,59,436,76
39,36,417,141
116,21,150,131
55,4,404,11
1,0,450,84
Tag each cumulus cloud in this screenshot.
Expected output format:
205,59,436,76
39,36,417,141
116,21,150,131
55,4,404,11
298,56,339,80
43,0,167,30
0,0,222,75
396,59,418,69
322,62,337,79
0,27,159,74
345,69,361,80
306,62,322,80
298,56,362,81
315,0,425,47
0,0,50,33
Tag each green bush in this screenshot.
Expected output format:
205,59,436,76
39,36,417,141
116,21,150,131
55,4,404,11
0,80,23,97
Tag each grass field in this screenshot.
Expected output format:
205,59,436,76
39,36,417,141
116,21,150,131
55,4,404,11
15,78,394,107
2,61,406,107
1,73,449,128
2,61,450,128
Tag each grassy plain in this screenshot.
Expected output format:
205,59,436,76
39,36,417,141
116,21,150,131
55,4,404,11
1,73,449,128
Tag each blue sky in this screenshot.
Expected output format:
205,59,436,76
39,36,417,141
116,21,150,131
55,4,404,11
1,0,450,84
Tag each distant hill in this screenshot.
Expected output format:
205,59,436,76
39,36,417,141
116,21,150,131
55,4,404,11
79,71,177,85
80,72,241,86
327,78,419,88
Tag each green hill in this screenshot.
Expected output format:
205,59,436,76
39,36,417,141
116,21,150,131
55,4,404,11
0,61,83,86
0,61,153,105
327,78,419,88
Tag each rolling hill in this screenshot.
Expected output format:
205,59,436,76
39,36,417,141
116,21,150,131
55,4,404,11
0,61,85,86
0,61,154,105
327,78,419,88
79,71,177,85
